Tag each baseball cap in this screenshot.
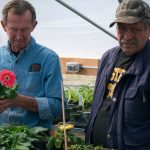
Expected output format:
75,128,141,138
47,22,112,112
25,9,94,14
110,0,150,27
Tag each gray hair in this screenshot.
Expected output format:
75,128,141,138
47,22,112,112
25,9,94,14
2,0,36,24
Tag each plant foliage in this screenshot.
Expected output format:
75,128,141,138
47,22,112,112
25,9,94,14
0,125,48,150
65,85,94,110
68,144,111,150
47,123,84,150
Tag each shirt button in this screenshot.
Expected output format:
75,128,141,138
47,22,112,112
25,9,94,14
107,134,111,139
112,98,117,102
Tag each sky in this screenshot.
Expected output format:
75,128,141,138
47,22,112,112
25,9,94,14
0,0,149,59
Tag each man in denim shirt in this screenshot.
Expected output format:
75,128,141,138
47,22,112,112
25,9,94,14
0,0,63,129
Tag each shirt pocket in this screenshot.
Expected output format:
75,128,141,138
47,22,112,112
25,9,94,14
125,87,137,103
124,87,150,120
125,88,137,99
24,72,41,94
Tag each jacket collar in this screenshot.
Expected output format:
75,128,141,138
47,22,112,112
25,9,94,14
127,40,150,75
108,40,150,76
106,46,121,80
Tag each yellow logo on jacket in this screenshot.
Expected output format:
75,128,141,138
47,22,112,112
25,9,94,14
107,67,126,98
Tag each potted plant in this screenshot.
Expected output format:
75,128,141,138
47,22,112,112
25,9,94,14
64,85,94,128
70,111,90,128
0,124,49,150
64,85,94,110
68,144,111,150
47,123,84,150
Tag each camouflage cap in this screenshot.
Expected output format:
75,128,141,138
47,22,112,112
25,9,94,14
110,0,150,27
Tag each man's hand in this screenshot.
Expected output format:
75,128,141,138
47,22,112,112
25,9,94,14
0,99,12,112
0,94,38,112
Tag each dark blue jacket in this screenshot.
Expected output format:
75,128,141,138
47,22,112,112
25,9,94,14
85,40,150,149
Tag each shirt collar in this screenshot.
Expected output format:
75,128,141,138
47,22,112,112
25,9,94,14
6,36,36,54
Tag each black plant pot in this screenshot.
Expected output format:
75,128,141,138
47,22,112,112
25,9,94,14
65,104,82,121
53,104,82,124
70,111,90,128
30,140,47,150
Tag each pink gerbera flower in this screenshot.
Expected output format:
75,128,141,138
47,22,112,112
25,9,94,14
0,69,16,88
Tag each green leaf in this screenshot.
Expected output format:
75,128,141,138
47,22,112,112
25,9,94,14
13,145,30,150
54,139,62,149
0,147,6,150
46,137,55,150
32,126,48,134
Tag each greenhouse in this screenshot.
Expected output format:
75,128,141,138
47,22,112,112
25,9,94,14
0,0,150,150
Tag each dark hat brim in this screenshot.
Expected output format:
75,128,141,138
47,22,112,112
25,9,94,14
109,16,143,27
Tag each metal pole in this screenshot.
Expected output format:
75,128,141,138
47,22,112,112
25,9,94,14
55,0,118,41
81,65,98,69
61,81,68,150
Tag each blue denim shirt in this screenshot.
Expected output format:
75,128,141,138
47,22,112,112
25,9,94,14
0,37,63,128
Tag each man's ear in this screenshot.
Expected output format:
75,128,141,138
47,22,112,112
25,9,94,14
32,21,38,31
1,20,7,32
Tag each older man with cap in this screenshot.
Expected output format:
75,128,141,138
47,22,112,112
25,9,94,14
85,0,150,149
